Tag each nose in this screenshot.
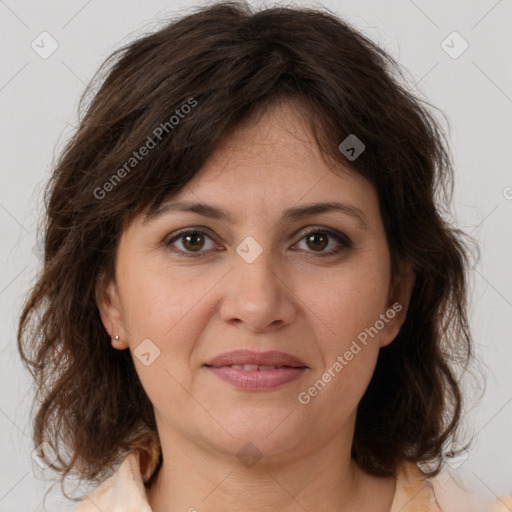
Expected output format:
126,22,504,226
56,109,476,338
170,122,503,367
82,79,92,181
219,241,297,334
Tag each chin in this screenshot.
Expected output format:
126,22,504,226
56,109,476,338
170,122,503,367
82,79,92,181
204,411,305,460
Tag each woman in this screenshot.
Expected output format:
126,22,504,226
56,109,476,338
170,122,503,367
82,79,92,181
17,1,511,511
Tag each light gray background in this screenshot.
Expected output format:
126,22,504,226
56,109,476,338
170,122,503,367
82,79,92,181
1,1,511,510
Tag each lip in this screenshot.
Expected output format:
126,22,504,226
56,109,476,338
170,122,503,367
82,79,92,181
204,349,308,368
203,350,309,390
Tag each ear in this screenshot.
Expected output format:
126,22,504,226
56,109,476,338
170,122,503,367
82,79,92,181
379,260,415,348
95,272,129,350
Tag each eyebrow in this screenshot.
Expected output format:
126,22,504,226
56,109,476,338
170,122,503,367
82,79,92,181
144,200,368,230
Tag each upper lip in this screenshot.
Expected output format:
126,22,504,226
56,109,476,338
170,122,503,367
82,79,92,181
204,350,308,368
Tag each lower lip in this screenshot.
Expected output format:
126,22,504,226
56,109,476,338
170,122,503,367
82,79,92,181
205,366,307,390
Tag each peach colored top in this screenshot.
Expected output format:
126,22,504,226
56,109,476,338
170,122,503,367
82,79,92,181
74,451,512,512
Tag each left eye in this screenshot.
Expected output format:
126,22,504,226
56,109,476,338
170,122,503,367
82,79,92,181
293,228,352,255
164,228,352,257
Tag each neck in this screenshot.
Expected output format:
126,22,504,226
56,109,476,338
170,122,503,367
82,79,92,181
146,425,395,512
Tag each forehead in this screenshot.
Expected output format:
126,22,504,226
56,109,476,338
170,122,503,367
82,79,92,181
132,99,383,236
183,100,371,202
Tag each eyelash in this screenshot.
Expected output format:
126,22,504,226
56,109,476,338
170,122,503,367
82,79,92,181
164,227,353,258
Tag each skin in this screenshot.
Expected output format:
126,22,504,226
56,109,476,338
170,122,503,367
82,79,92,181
97,99,415,512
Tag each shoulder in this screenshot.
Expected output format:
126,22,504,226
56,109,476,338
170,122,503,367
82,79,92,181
74,452,152,512
391,461,512,512
429,467,512,512
390,461,442,511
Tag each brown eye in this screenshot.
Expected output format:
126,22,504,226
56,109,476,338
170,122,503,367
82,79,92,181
182,232,205,252
165,229,217,257
294,228,352,256
305,232,329,251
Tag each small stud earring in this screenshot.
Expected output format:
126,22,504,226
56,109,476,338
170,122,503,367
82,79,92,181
111,334,119,340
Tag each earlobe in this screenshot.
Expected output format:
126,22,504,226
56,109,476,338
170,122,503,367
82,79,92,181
95,274,129,350
379,261,416,348
110,333,128,350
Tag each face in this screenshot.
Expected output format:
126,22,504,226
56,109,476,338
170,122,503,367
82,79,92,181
97,100,414,463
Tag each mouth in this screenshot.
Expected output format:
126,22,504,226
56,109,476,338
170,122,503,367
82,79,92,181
204,364,303,370
203,350,308,390
204,349,308,369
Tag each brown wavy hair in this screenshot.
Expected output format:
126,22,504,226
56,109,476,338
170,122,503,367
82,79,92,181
18,0,477,498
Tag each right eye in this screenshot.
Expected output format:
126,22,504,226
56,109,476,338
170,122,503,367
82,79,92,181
164,229,219,257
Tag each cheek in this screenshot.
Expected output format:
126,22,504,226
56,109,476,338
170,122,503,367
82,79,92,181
117,262,206,413
300,254,391,412
296,273,390,419
300,262,390,351
118,252,221,343
116,253,229,402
